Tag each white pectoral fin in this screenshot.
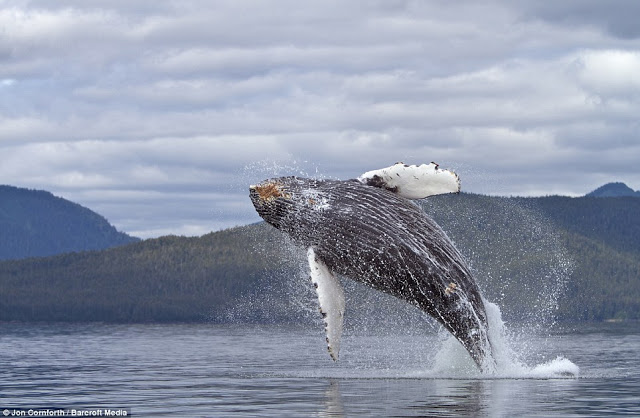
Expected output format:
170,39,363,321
308,247,345,361
357,162,461,199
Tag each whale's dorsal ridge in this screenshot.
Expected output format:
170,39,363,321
308,247,345,361
357,162,460,199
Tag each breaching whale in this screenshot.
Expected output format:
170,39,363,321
249,162,495,371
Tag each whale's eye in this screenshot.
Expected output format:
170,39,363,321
254,182,290,202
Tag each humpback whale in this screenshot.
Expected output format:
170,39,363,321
249,162,495,371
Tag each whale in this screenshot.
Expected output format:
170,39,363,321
249,162,494,371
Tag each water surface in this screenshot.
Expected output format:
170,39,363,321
1,321,638,416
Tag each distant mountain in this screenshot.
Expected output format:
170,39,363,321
0,185,139,260
586,182,640,197
1,193,639,323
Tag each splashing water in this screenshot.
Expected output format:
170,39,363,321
243,159,337,185
429,301,579,378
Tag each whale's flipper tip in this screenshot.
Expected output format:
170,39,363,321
357,162,460,199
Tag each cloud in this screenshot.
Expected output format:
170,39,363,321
575,50,640,98
2,1,639,237
515,0,640,39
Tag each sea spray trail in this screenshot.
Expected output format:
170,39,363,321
421,194,575,333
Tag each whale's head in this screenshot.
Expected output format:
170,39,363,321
249,176,330,233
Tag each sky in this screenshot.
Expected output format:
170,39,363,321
2,0,639,238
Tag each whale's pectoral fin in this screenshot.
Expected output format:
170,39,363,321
308,247,345,361
357,162,460,199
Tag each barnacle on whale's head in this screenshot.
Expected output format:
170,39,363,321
251,181,289,202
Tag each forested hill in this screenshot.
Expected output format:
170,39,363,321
1,192,638,323
586,182,640,198
0,185,139,260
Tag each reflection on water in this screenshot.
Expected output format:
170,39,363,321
320,380,343,417
315,378,559,417
0,322,639,416
317,376,639,417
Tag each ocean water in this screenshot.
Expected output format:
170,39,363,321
1,319,638,417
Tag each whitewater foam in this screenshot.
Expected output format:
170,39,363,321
427,301,579,379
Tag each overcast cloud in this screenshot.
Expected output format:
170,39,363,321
2,0,639,238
